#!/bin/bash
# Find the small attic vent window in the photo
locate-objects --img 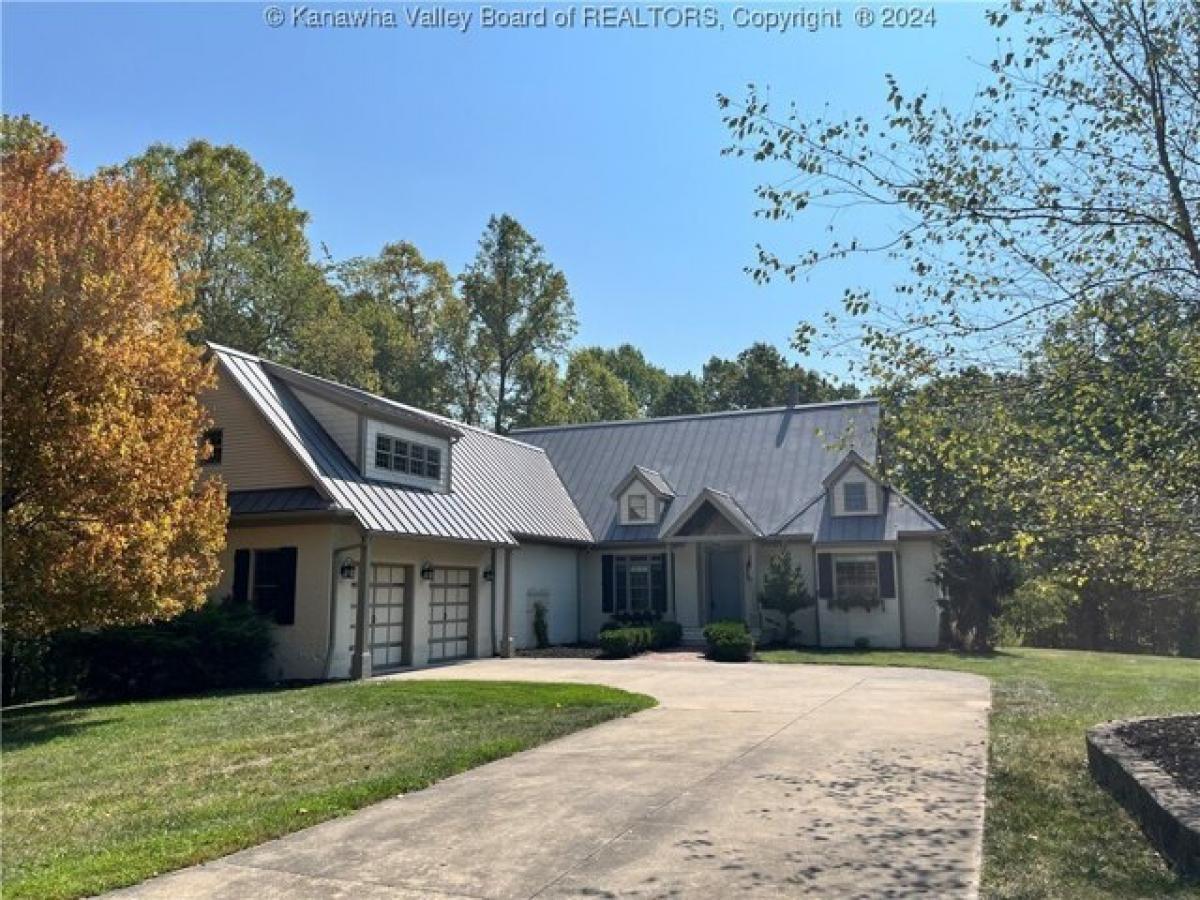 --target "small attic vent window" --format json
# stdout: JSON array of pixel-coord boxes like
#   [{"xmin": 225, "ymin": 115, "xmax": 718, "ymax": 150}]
[
  {"xmin": 627, "ymin": 493, "xmax": 648, "ymax": 522},
  {"xmin": 843, "ymin": 482, "xmax": 868, "ymax": 513}
]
